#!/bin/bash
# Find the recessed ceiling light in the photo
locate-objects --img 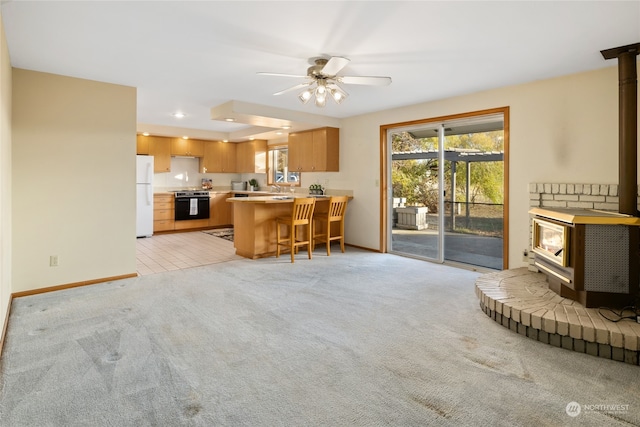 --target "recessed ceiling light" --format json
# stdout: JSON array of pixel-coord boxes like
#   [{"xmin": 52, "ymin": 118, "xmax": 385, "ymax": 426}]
[
  {"xmin": 182, "ymin": 136, "xmax": 189, "ymax": 140},
  {"xmin": 224, "ymin": 118, "xmax": 235, "ymax": 122},
  {"xmin": 276, "ymin": 132, "xmax": 283, "ymax": 135},
  {"xmin": 281, "ymin": 126, "xmax": 291, "ymax": 130},
  {"xmin": 222, "ymin": 140, "xmax": 228, "ymax": 143},
  {"xmin": 248, "ymin": 137, "xmax": 254, "ymax": 141},
  {"xmin": 142, "ymin": 132, "xmax": 149, "ymax": 136},
  {"xmin": 173, "ymin": 112, "xmax": 186, "ymax": 118}
]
